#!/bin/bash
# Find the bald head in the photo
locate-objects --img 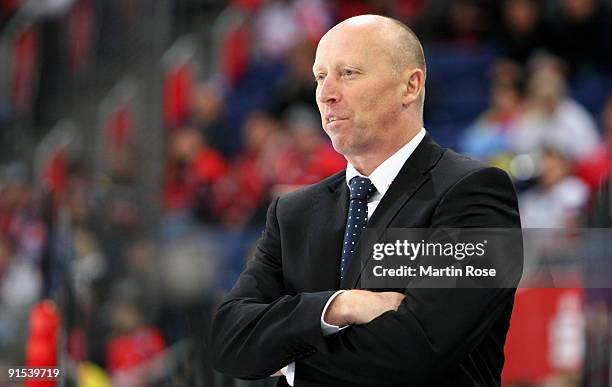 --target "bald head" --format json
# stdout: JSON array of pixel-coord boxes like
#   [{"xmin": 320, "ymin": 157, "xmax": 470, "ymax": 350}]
[{"xmin": 325, "ymin": 15, "xmax": 426, "ymax": 78}]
